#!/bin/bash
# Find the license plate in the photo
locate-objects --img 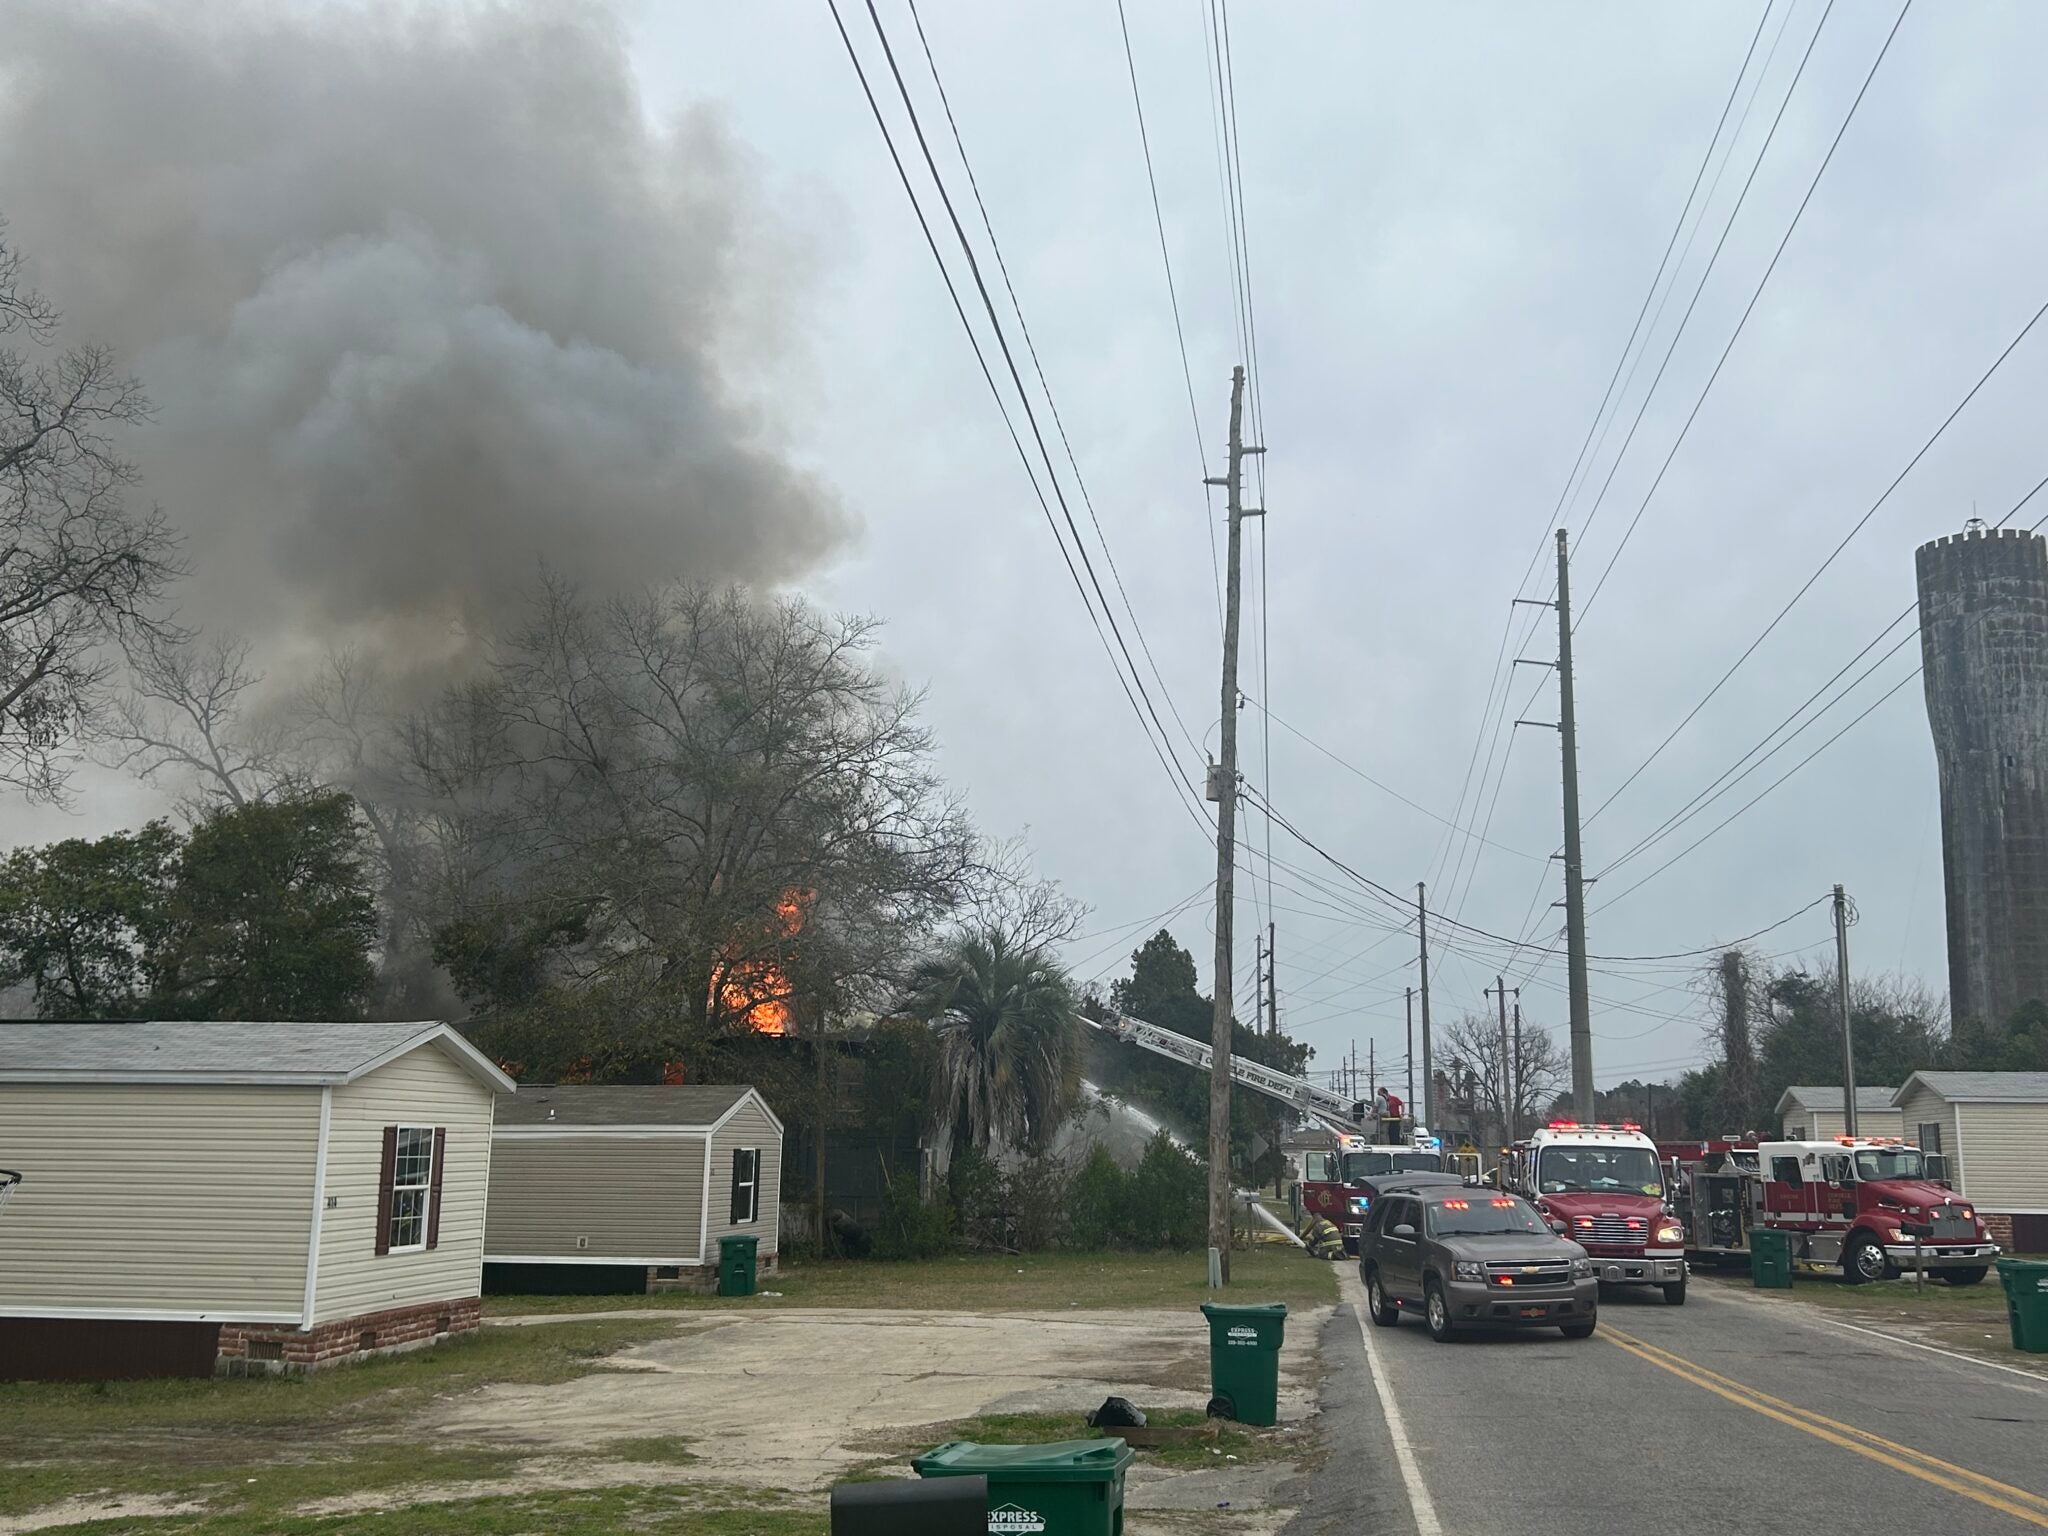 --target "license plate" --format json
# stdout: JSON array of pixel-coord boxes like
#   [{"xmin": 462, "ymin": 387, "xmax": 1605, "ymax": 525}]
[{"xmin": 1519, "ymin": 1306, "xmax": 1546, "ymax": 1319}]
